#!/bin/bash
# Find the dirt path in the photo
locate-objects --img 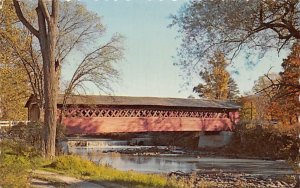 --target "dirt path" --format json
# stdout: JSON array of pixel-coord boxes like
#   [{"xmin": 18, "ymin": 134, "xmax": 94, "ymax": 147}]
[{"xmin": 31, "ymin": 170, "xmax": 105, "ymax": 188}]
